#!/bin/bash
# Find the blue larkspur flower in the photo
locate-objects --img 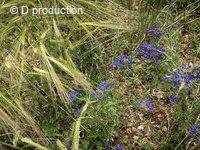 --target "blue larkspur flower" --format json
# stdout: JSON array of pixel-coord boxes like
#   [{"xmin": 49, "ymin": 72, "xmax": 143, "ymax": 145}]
[
  {"xmin": 151, "ymin": 45, "xmax": 164, "ymax": 52},
  {"xmin": 163, "ymin": 74, "xmax": 168, "ymax": 81},
  {"xmin": 66, "ymin": 140, "xmax": 72, "ymax": 150},
  {"xmin": 59, "ymin": 25, "xmax": 69, "ymax": 32},
  {"xmin": 110, "ymin": 54, "xmax": 132, "ymax": 69},
  {"xmin": 154, "ymin": 21, "xmax": 159, "ymax": 28},
  {"xmin": 104, "ymin": 140, "xmax": 112, "ymax": 149},
  {"xmin": 117, "ymin": 60, "xmax": 125, "ymax": 68},
  {"xmin": 187, "ymin": 65, "xmax": 192, "ymax": 69},
  {"xmin": 145, "ymin": 97, "xmax": 153, "ymax": 112},
  {"xmin": 183, "ymin": 72, "xmax": 193, "ymax": 88},
  {"xmin": 197, "ymin": 137, "xmax": 200, "ymax": 141},
  {"xmin": 146, "ymin": 28, "xmax": 156, "ymax": 35},
  {"xmin": 115, "ymin": 145, "xmax": 123, "ymax": 150},
  {"xmin": 181, "ymin": 65, "xmax": 186, "ymax": 69},
  {"xmin": 146, "ymin": 22, "xmax": 163, "ymax": 38},
  {"xmin": 168, "ymin": 96, "xmax": 177, "ymax": 103},
  {"xmin": 120, "ymin": 54, "xmax": 132, "ymax": 64},
  {"xmin": 136, "ymin": 46, "xmax": 143, "ymax": 55},
  {"xmin": 110, "ymin": 60, "xmax": 124, "ymax": 68},
  {"xmin": 137, "ymin": 97, "xmax": 153, "ymax": 112},
  {"xmin": 189, "ymin": 124, "xmax": 198, "ymax": 135},
  {"xmin": 150, "ymin": 46, "xmax": 164, "ymax": 61},
  {"xmin": 168, "ymin": 65, "xmax": 199, "ymax": 89},
  {"xmin": 75, "ymin": 107, "xmax": 81, "ymax": 114},
  {"xmin": 172, "ymin": 71, "xmax": 182, "ymax": 89},
  {"xmin": 137, "ymin": 43, "xmax": 164, "ymax": 62},
  {"xmin": 68, "ymin": 91, "xmax": 79, "ymax": 105},
  {"xmin": 60, "ymin": 25, "xmax": 65, "ymax": 32},
  {"xmin": 143, "ymin": 42, "xmax": 151, "ymax": 48},
  {"xmin": 90, "ymin": 81, "xmax": 111, "ymax": 99},
  {"xmin": 156, "ymin": 30, "xmax": 162, "ymax": 38},
  {"xmin": 143, "ymin": 49, "xmax": 151, "ymax": 59},
  {"xmin": 98, "ymin": 81, "xmax": 111, "ymax": 92}
]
